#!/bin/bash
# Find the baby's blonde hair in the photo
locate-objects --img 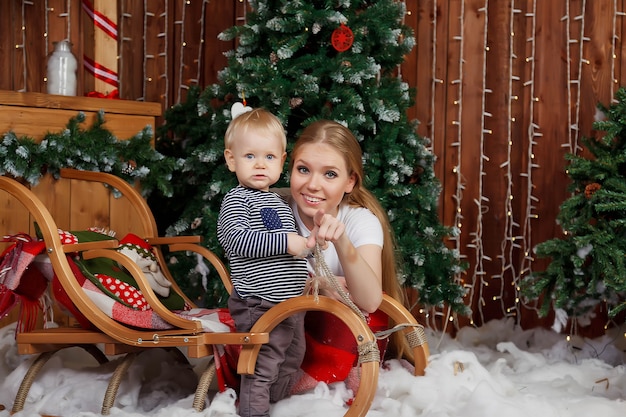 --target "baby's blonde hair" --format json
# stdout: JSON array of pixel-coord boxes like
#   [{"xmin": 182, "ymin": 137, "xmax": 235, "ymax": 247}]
[{"xmin": 224, "ymin": 108, "xmax": 286, "ymax": 150}]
